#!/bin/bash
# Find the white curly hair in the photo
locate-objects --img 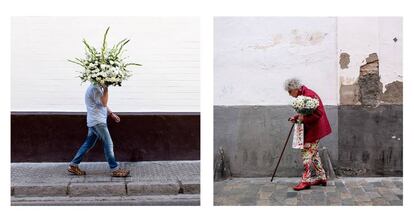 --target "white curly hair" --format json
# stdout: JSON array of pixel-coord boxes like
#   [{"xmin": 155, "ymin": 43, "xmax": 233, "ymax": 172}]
[{"xmin": 284, "ymin": 78, "xmax": 303, "ymax": 91}]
